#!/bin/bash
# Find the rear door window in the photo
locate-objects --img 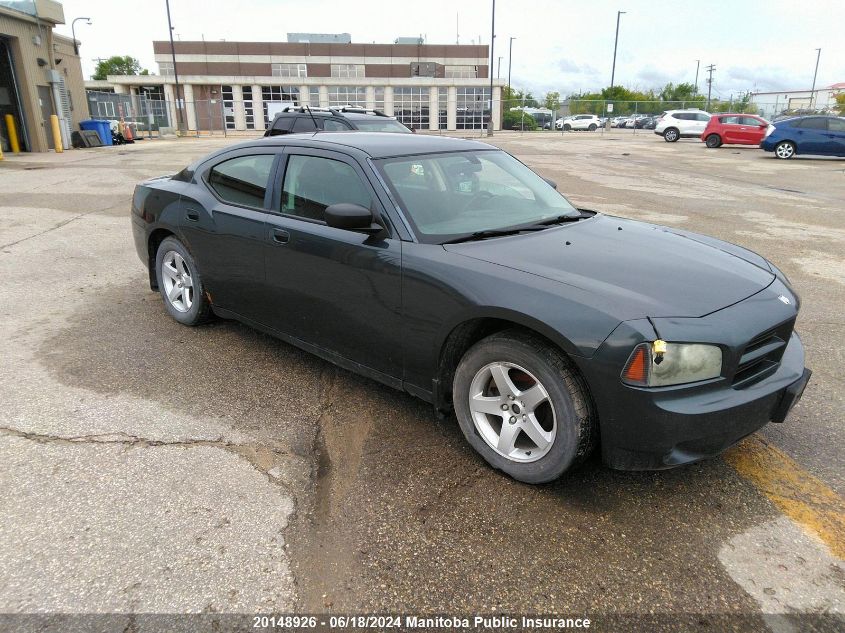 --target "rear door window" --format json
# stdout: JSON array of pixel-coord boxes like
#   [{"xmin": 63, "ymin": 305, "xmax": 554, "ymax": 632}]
[
  {"xmin": 207, "ymin": 155, "xmax": 275, "ymax": 208},
  {"xmin": 323, "ymin": 119, "xmax": 353, "ymax": 131},
  {"xmin": 795, "ymin": 117, "xmax": 828, "ymax": 130}
]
